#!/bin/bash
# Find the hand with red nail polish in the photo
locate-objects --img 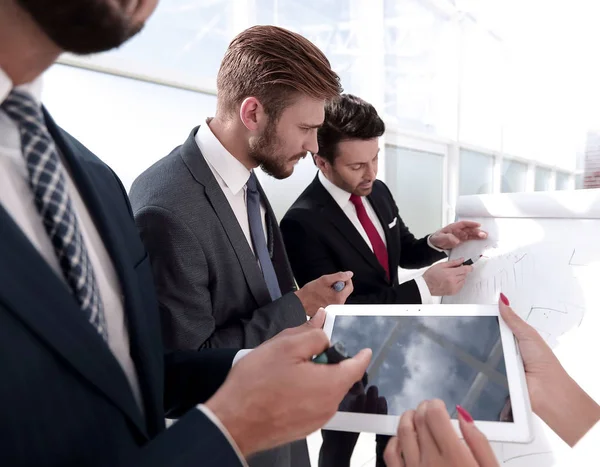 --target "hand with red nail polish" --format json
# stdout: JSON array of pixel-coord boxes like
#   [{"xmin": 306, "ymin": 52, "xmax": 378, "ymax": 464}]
[
  {"xmin": 499, "ymin": 296, "xmax": 600, "ymax": 447},
  {"xmin": 384, "ymin": 399, "xmax": 499, "ymax": 467}
]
